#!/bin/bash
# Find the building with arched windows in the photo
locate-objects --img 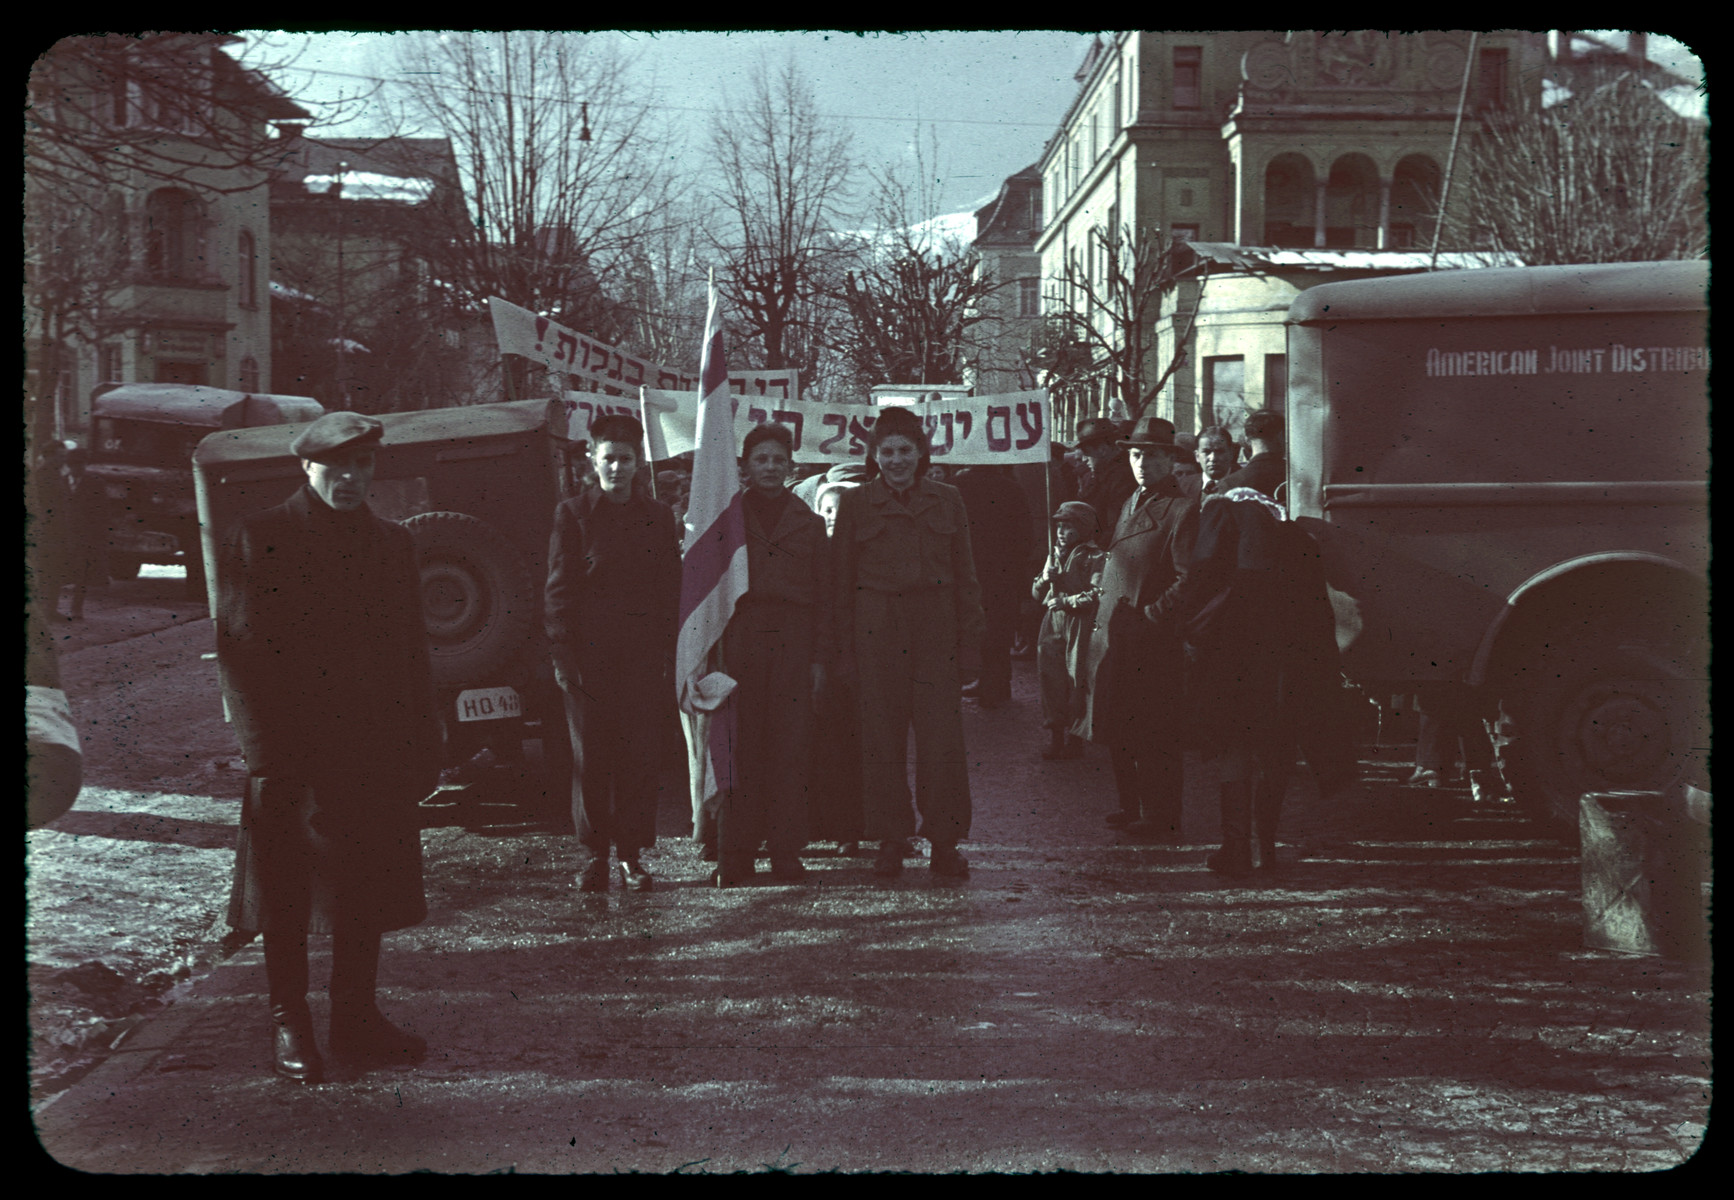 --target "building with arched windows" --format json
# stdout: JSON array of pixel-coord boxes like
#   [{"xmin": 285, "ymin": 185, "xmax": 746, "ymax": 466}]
[
  {"xmin": 25, "ymin": 34, "xmax": 306, "ymax": 443},
  {"xmin": 1032, "ymin": 30, "xmax": 1544, "ymax": 439}
]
